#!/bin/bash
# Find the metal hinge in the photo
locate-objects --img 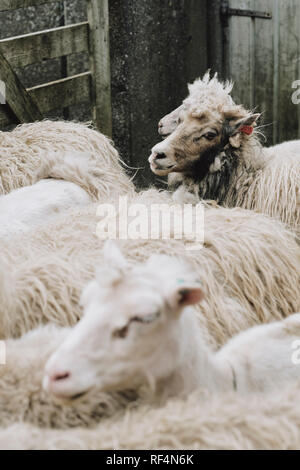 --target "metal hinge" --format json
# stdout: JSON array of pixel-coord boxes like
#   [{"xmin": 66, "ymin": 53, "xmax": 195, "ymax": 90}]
[{"xmin": 220, "ymin": 0, "xmax": 272, "ymax": 23}]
